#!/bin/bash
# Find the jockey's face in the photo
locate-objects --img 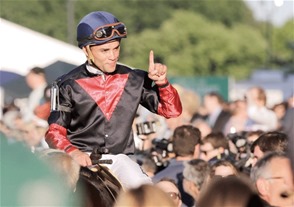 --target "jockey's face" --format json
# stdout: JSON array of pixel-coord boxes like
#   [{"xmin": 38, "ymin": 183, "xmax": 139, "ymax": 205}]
[{"xmin": 83, "ymin": 40, "xmax": 120, "ymax": 73}]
